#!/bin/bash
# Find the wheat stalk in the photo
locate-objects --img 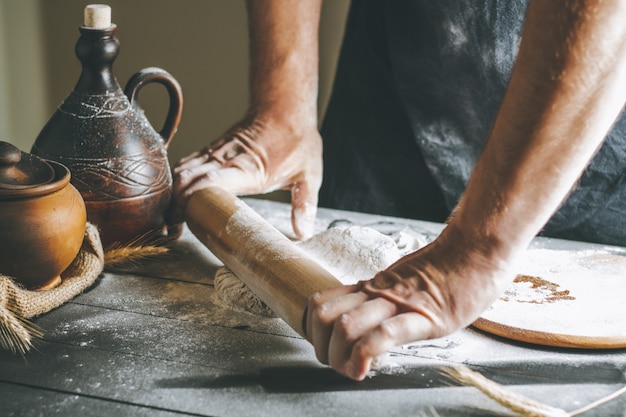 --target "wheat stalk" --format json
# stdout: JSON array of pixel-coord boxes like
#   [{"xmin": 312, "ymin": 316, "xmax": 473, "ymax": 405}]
[
  {"xmin": 104, "ymin": 231, "xmax": 173, "ymax": 269},
  {"xmin": 104, "ymin": 244, "xmax": 170, "ymax": 268},
  {"xmin": 441, "ymin": 364, "xmax": 626, "ymax": 417},
  {"xmin": 0, "ymin": 226, "xmax": 170, "ymax": 354},
  {"xmin": 0, "ymin": 303, "xmax": 43, "ymax": 355},
  {"xmin": 569, "ymin": 384, "xmax": 626, "ymax": 416},
  {"xmin": 440, "ymin": 365, "xmax": 570, "ymax": 417}
]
